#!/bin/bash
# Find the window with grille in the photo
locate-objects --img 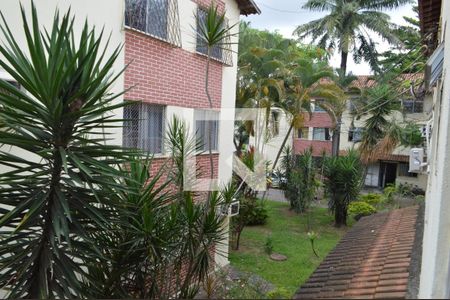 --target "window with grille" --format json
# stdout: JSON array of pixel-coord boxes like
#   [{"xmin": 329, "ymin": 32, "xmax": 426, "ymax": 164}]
[
  {"xmin": 398, "ymin": 163, "xmax": 418, "ymax": 177},
  {"xmin": 312, "ymin": 127, "xmax": 330, "ymax": 141},
  {"xmin": 196, "ymin": 7, "xmax": 233, "ymax": 65},
  {"xmin": 195, "ymin": 110, "xmax": 219, "ymax": 152},
  {"xmin": 123, "ymin": 102, "xmax": 165, "ymax": 154},
  {"xmin": 298, "ymin": 127, "xmax": 309, "ymax": 139},
  {"xmin": 402, "ymin": 99, "xmax": 424, "ymax": 113},
  {"xmin": 125, "ymin": 0, "xmax": 181, "ymax": 46},
  {"xmin": 348, "ymin": 127, "xmax": 363, "ymax": 142}
]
